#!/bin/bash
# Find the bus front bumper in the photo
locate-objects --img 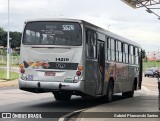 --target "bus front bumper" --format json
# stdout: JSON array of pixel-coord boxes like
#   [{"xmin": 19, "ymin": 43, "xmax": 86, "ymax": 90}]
[{"xmin": 19, "ymin": 78, "xmax": 84, "ymax": 93}]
